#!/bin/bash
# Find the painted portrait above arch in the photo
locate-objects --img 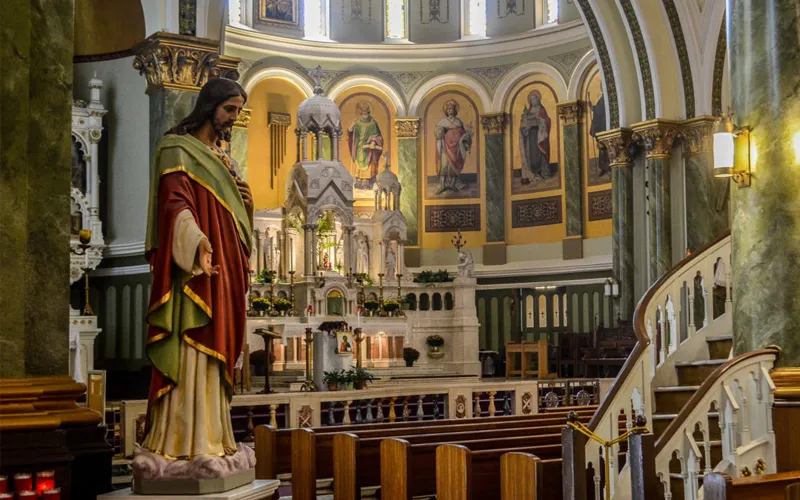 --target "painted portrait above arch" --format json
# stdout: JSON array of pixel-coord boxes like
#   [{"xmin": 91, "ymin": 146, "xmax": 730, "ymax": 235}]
[
  {"xmin": 422, "ymin": 91, "xmax": 480, "ymax": 200},
  {"xmin": 582, "ymin": 67, "xmax": 611, "ymax": 186},
  {"xmin": 510, "ymin": 81, "xmax": 560, "ymax": 195},
  {"xmin": 337, "ymin": 91, "xmax": 395, "ymax": 204}
]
